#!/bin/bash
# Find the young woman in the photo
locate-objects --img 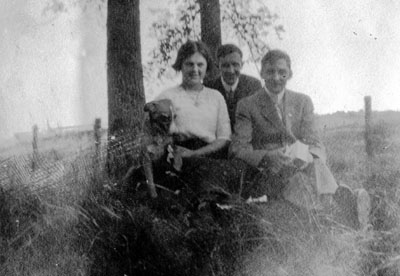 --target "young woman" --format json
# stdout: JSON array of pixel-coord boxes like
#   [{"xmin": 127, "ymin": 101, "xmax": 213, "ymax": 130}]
[{"xmin": 156, "ymin": 40, "xmax": 231, "ymax": 159}]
